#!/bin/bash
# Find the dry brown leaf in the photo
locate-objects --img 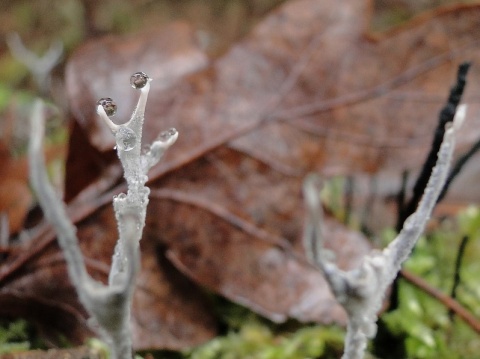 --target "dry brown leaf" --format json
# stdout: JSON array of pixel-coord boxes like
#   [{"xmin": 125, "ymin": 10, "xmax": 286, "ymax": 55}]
[
  {"xmin": 0, "ymin": 144, "xmax": 31, "ymax": 234},
  {"xmin": 0, "ymin": 205, "xmax": 217, "ymax": 350}
]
